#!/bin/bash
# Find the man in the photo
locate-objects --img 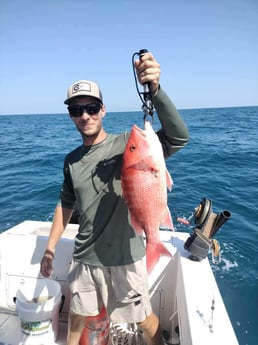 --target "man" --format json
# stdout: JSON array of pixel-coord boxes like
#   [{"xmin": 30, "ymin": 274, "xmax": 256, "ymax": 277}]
[{"xmin": 40, "ymin": 52, "xmax": 189, "ymax": 345}]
